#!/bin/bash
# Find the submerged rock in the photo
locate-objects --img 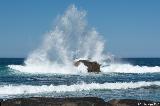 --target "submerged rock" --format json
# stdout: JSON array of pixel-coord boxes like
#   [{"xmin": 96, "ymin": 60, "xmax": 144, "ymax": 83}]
[{"xmin": 74, "ymin": 60, "xmax": 101, "ymax": 72}]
